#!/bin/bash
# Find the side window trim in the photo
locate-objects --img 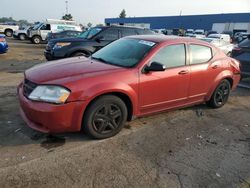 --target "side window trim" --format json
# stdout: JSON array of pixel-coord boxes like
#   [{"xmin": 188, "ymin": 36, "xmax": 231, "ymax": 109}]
[
  {"xmin": 188, "ymin": 43, "xmax": 213, "ymax": 65},
  {"xmin": 150, "ymin": 43, "xmax": 188, "ymax": 69}
]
